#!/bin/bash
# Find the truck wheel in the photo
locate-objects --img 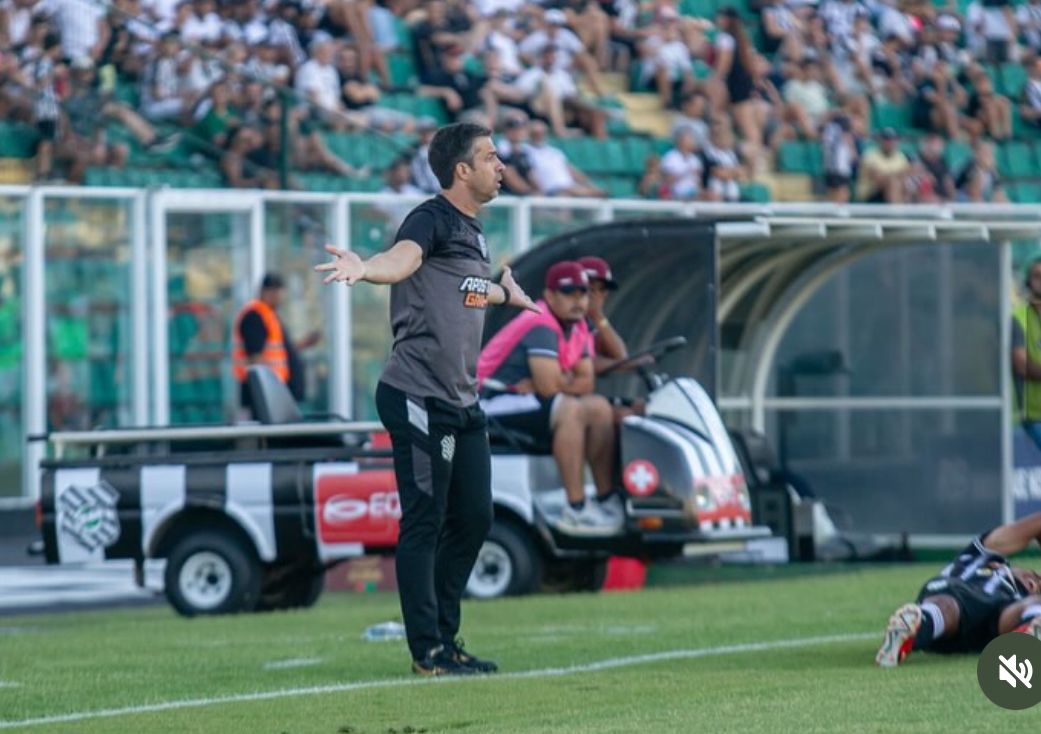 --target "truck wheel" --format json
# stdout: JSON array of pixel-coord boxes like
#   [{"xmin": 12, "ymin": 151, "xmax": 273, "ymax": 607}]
[
  {"xmin": 466, "ymin": 521, "xmax": 541, "ymax": 599},
  {"xmin": 164, "ymin": 530, "xmax": 261, "ymax": 617},
  {"xmin": 256, "ymin": 564, "xmax": 325, "ymax": 611}
]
